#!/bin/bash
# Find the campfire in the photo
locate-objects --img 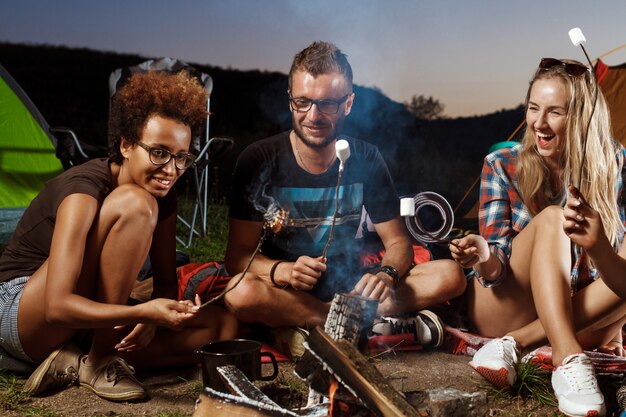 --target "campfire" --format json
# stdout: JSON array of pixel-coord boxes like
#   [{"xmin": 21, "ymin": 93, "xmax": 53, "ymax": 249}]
[
  {"xmin": 193, "ymin": 293, "xmax": 422, "ymax": 417},
  {"xmin": 194, "ymin": 140, "xmax": 422, "ymax": 415}
]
